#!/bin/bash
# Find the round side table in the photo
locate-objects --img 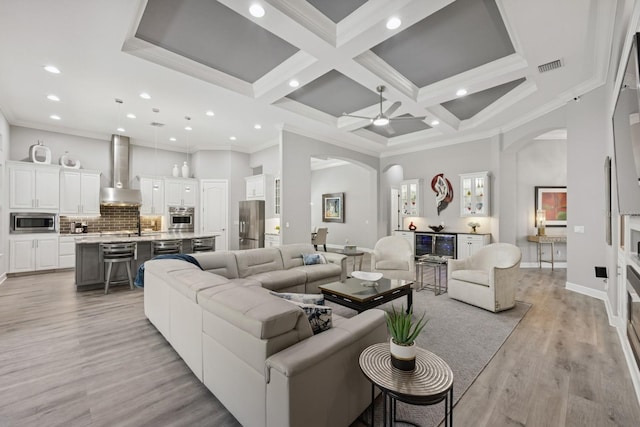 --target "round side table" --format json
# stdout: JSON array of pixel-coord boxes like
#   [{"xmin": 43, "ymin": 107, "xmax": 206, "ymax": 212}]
[{"xmin": 359, "ymin": 343, "xmax": 454, "ymax": 426}]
